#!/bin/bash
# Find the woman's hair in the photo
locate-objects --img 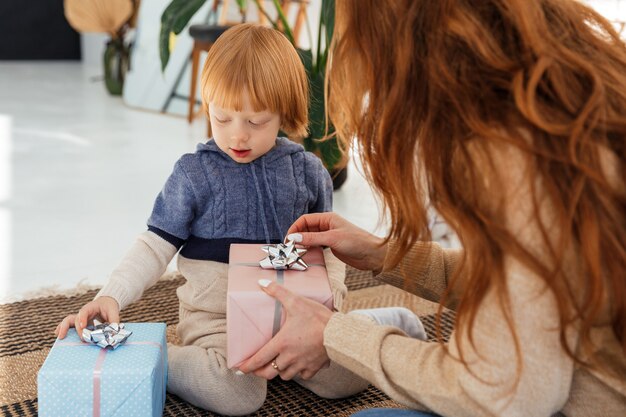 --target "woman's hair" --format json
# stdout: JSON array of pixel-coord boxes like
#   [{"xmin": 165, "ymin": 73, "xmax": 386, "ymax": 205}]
[
  {"xmin": 329, "ymin": 0, "xmax": 626, "ymax": 373},
  {"xmin": 201, "ymin": 23, "xmax": 309, "ymax": 139}
]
